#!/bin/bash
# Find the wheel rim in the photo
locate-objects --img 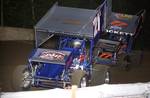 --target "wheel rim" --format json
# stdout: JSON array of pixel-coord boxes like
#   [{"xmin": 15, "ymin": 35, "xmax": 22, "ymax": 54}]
[
  {"xmin": 22, "ymin": 71, "xmax": 31, "ymax": 88},
  {"xmin": 105, "ymin": 71, "xmax": 110, "ymax": 83},
  {"xmin": 80, "ymin": 77, "xmax": 87, "ymax": 87}
]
